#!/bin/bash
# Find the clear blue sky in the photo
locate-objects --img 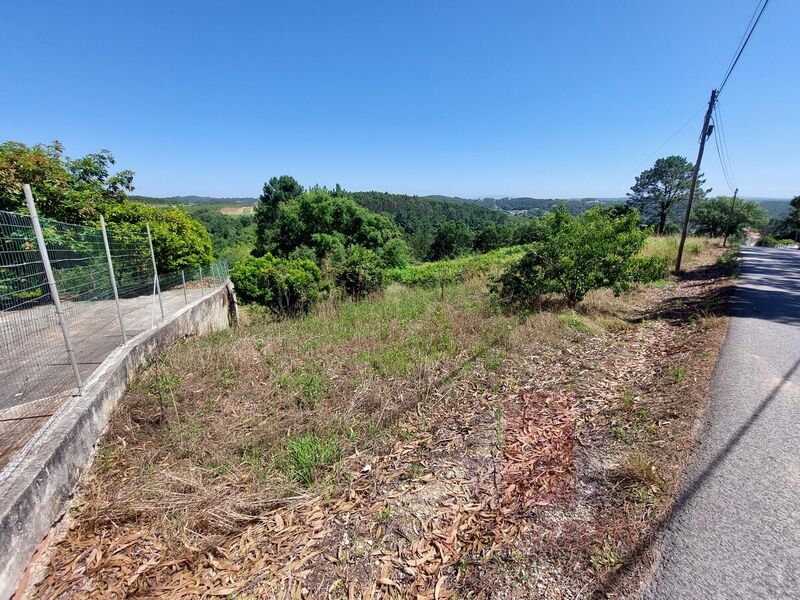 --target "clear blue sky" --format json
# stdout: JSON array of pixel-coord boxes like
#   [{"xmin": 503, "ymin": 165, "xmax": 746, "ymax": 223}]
[{"xmin": 1, "ymin": 1, "xmax": 797, "ymax": 199}]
